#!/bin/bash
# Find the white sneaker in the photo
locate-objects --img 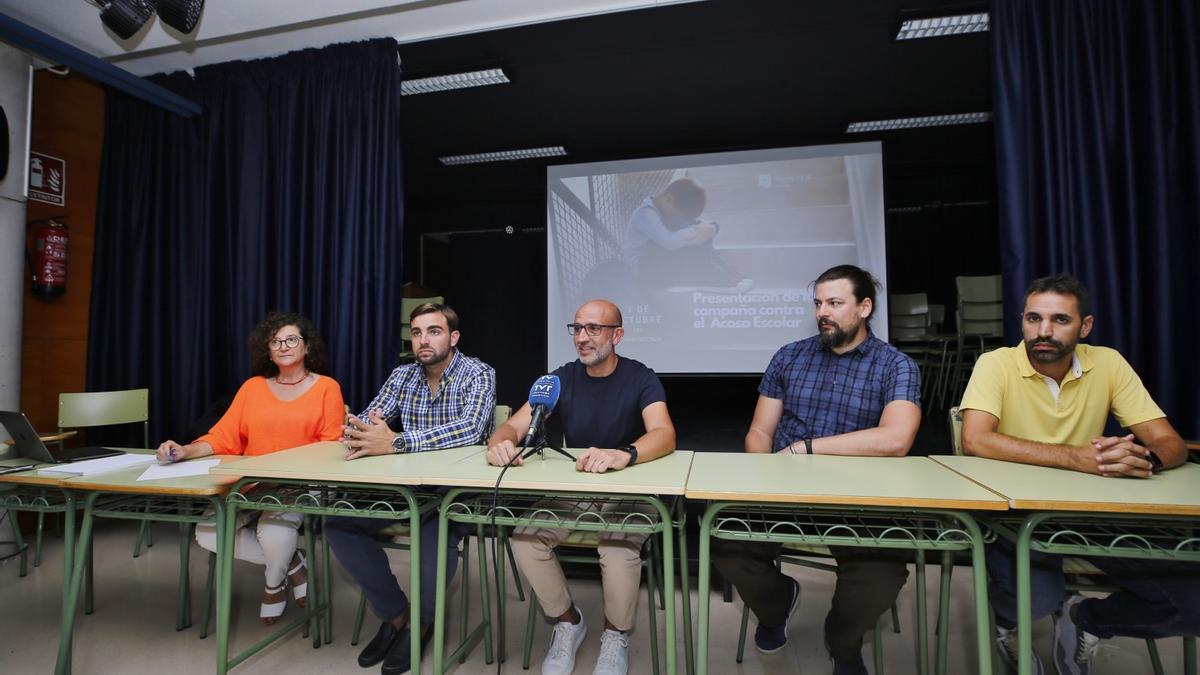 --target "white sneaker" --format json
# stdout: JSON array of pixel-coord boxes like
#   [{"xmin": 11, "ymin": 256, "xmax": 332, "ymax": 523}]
[
  {"xmin": 996, "ymin": 624, "xmax": 1044, "ymax": 675},
  {"xmin": 542, "ymin": 609, "xmax": 587, "ymax": 675},
  {"xmin": 593, "ymin": 629, "xmax": 630, "ymax": 675}
]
